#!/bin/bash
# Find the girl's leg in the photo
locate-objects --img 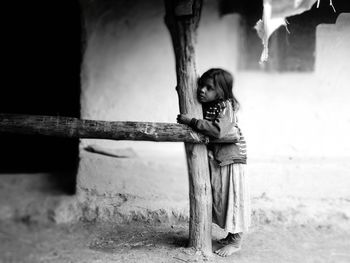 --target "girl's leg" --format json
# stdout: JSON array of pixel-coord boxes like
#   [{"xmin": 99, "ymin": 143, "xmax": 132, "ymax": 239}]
[{"xmin": 217, "ymin": 232, "xmax": 242, "ymax": 245}]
